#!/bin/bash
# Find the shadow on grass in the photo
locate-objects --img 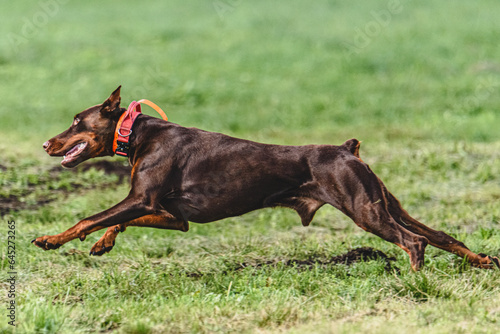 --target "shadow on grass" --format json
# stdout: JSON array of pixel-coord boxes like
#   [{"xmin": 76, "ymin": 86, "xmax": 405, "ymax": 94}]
[{"xmin": 186, "ymin": 247, "xmax": 399, "ymax": 278}]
